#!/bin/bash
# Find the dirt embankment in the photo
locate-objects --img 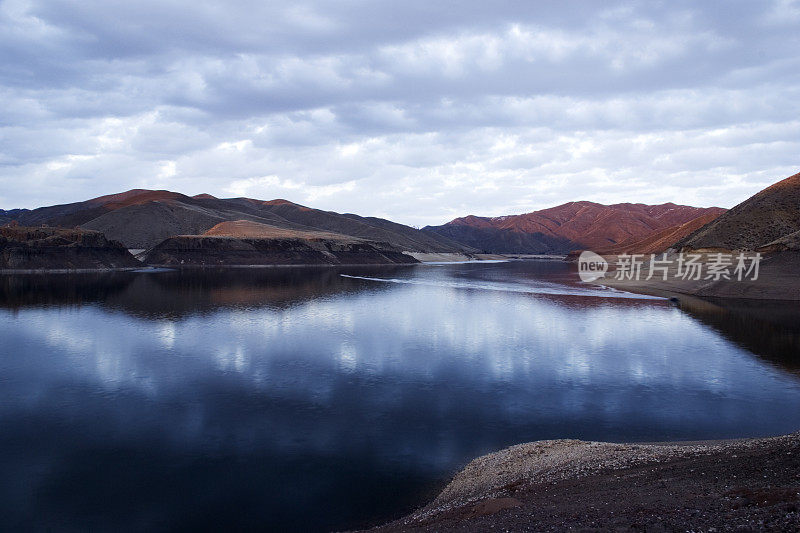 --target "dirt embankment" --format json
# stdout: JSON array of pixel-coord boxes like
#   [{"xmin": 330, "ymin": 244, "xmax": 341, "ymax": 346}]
[
  {"xmin": 367, "ymin": 433, "xmax": 800, "ymax": 532},
  {"xmin": 0, "ymin": 225, "xmax": 140, "ymax": 270}
]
